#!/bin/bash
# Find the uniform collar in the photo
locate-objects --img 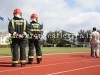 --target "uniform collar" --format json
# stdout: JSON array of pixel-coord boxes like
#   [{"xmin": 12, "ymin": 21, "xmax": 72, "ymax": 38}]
[{"xmin": 13, "ymin": 16, "xmax": 23, "ymax": 20}]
